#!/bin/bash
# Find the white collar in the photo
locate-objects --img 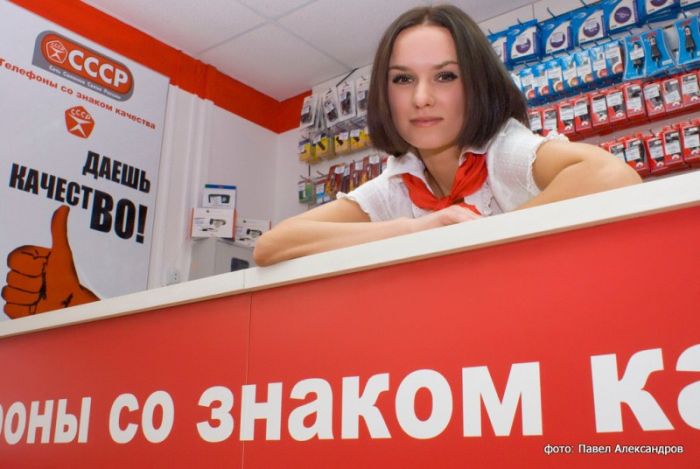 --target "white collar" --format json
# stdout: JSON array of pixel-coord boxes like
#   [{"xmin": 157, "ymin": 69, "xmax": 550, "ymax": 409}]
[{"xmin": 384, "ymin": 144, "xmax": 490, "ymax": 182}]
